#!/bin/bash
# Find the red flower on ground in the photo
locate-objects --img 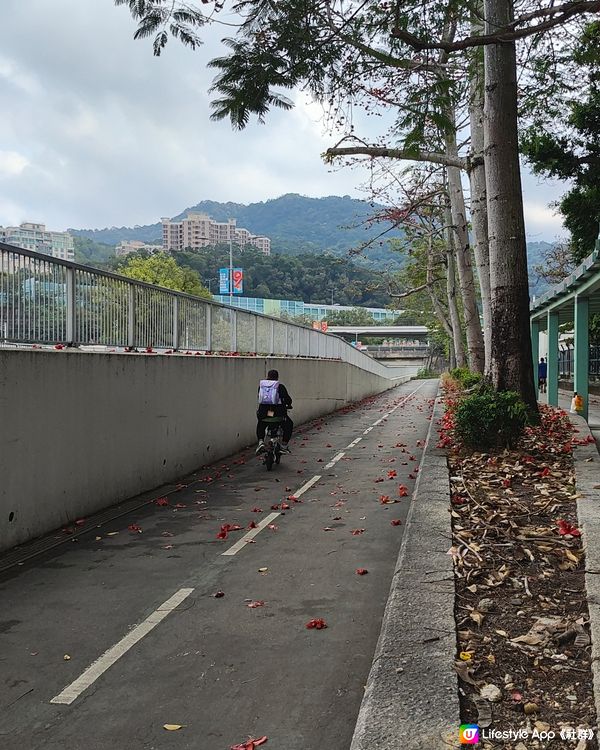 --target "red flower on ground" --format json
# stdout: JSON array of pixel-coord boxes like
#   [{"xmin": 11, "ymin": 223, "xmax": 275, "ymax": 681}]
[{"xmin": 306, "ymin": 618, "xmax": 327, "ymax": 629}]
